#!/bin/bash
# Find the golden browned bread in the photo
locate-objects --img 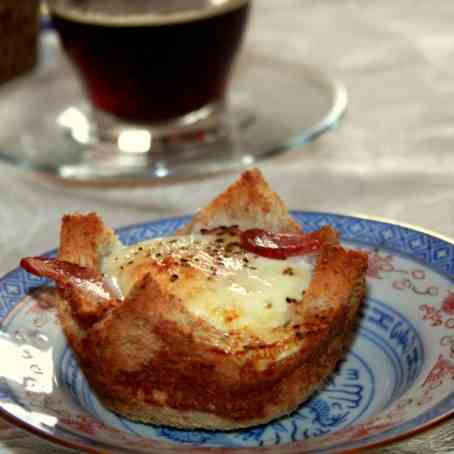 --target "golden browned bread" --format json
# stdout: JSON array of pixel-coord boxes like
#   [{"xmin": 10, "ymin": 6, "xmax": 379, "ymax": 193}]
[
  {"xmin": 21, "ymin": 169, "xmax": 368, "ymax": 430},
  {"xmin": 177, "ymin": 168, "xmax": 302, "ymax": 235}
]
